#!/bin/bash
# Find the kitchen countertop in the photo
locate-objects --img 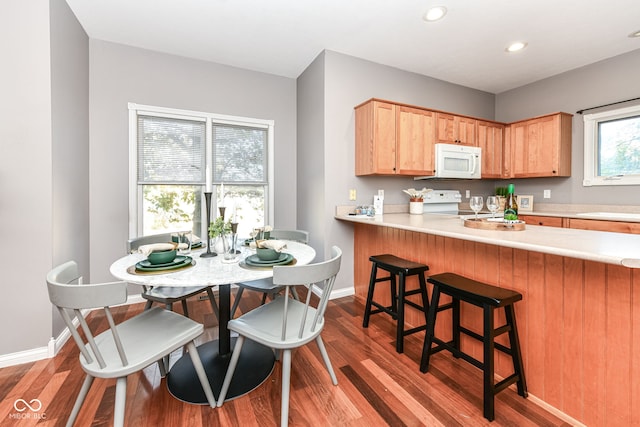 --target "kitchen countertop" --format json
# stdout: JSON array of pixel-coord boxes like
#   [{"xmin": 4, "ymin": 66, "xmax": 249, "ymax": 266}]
[{"xmin": 335, "ymin": 211, "xmax": 640, "ymax": 269}]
